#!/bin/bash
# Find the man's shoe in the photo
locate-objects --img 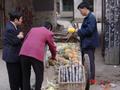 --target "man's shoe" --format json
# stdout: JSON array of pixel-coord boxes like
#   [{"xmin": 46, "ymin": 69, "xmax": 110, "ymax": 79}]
[{"xmin": 89, "ymin": 79, "xmax": 97, "ymax": 85}]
